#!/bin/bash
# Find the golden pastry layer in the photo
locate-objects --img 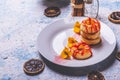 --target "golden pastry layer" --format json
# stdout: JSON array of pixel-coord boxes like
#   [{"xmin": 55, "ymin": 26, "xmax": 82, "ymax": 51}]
[
  {"xmin": 80, "ymin": 31, "xmax": 100, "ymax": 40},
  {"xmin": 81, "ymin": 36, "xmax": 101, "ymax": 45},
  {"xmin": 71, "ymin": 42, "xmax": 92, "ymax": 60},
  {"xmin": 72, "ymin": 50, "xmax": 92, "ymax": 60},
  {"xmin": 80, "ymin": 18, "xmax": 100, "ymax": 34}
]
